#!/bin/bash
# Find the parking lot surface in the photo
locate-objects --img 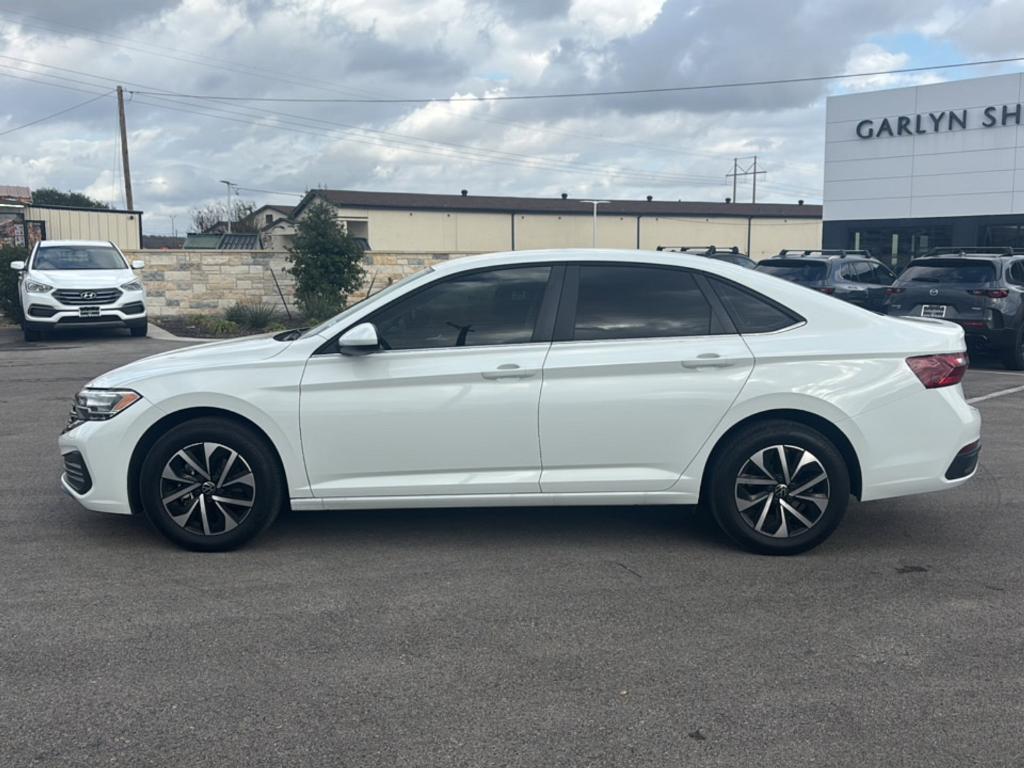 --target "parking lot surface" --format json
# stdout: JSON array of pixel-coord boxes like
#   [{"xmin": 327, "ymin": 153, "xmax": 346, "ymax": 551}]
[{"xmin": 2, "ymin": 325, "xmax": 1023, "ymax": 767}]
